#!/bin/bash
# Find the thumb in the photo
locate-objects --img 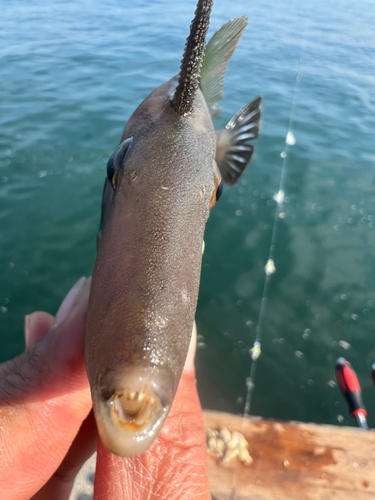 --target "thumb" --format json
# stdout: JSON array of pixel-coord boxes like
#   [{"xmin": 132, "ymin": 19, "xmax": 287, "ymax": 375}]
[
  {"xmin": 93, "ymin": 322, "xmax": 211, "ymax": 500},
  {"xmin": 0, "ymin": 278, "xmax": 92, "ymax": 500}
]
